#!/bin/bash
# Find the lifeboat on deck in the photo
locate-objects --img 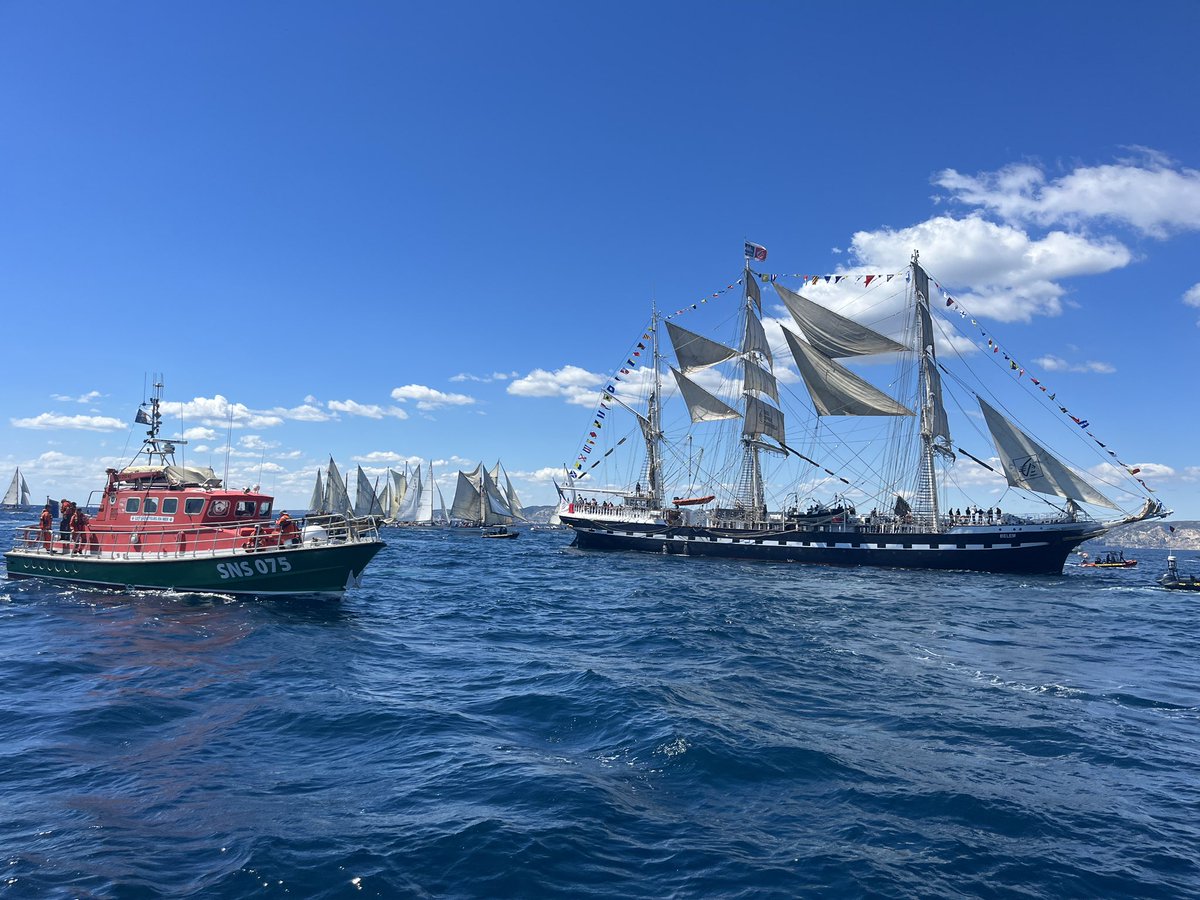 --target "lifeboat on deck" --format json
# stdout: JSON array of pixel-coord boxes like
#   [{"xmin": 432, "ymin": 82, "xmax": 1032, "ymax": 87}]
[{"xmin": 672, "ymin": 495, "xmax": 716, "ymax": 507}]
